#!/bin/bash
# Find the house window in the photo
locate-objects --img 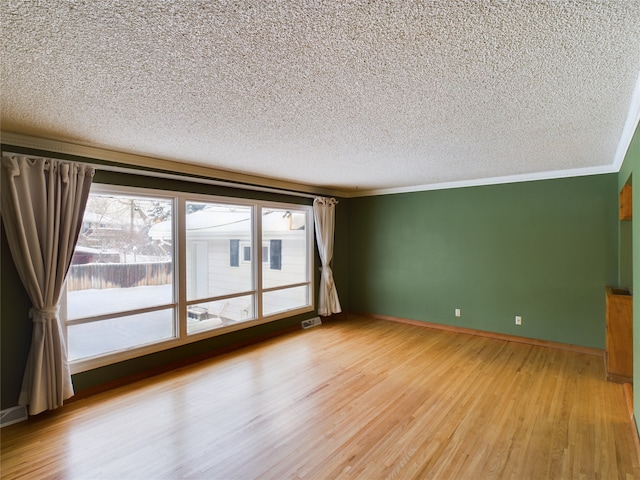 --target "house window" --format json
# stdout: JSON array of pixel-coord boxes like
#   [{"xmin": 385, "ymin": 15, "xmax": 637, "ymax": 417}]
[
  {"xmin": 270, "ymin": 239, "xmax": 282, "ymax": 270},
  {"xmin": 63, "ymin": 185, "xmax": 314, "ymax": 372},
  {"xmin": 230, "ymin": 239, "xmax": 239, "ymax": 267}
]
